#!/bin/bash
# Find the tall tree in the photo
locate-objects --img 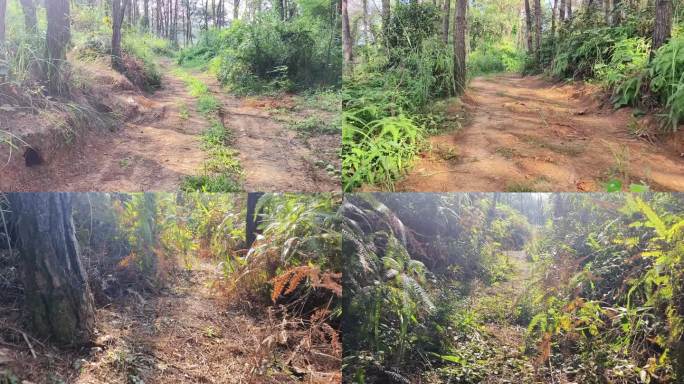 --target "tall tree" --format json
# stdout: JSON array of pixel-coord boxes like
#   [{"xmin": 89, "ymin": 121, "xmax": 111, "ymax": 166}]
[
  {"xmin": 453, "ymin": 0, "xmax": 467, "ymax": 95},
  {"xmin": 612, "ymin": 0, "xmax": 621, "ymax": 25},
  {"xmin": 381, "ymin": 0, "xmax": 390, "ymax": 47},
  {"xmin": 233, "ymin": 0, "xmax": 239, "ymax": 20},
  {"xmin": 552, "ymin": 0, "xmax": 558, "ymax": 42},
  {"xmin": 19, "ymin": 0, "xmax": 37, "ymax": 32},
  {"xmin": 0, "ymin": 0, "xmax": 5, "ymax": 76},
  {"xmin": 7, "ymin": 193, "xmax": 96, "ymax": 347},
  {"xmin": 567, "ymin": 0, "xmax": 572, "ymax": 19},
  {"xmin": 246, "ymin": 193, "xmax": 264, "ymax": 247},
  {"xmin": 112, "ymin": 0, "xmax": 129, "ymax": 72},
  {"xmin": 143, "ymin": 0, "xmax": 150, "ymax": 29},
  {"xmin": 342, "ymin": 0, "xmax": 353, "ymax": 70},
  {"xmin": 534, "ymin": 0, "xmax": 542, "ymax": 64},
  {"xmin": 362, "ymin": 0, "xmax": 369, "ymax": 43},
  {"xmin": 442, "ymin": 0, "xmax": 451, "ymax": 44},
  {"xmin": 560, "ymin": 0, "xmax": 566, "ymax": 21},
  {"xmin": 524, "ymin": 0, "xmax": 533, "ymax": 54},
  {"xmin": 46, "ymin": 0, "xmax": 71, "ymax": 95},
  {"xmin": 652, "ymin": 0, "xmax": 672, "ymax": 52}
]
